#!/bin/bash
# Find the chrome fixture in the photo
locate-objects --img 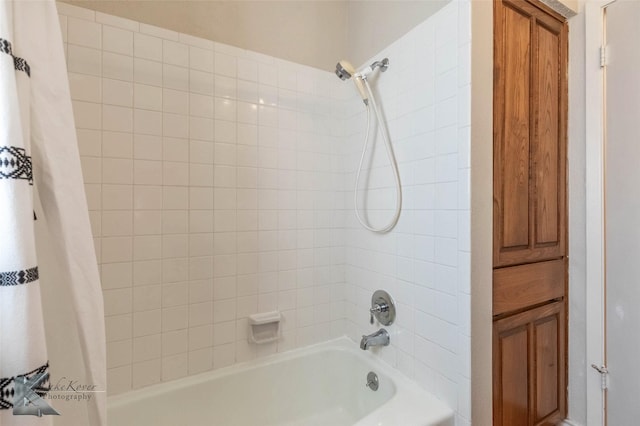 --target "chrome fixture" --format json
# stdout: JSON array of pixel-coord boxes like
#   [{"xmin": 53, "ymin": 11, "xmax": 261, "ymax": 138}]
[
  {"xmin": 366, "ymin": 371, "xmax": 379, "ymax": 391},
  {"xmin": 360, "ymin": 328, "xmax": 390, "ymax": 350},
  {"xmin": 370, "ymin": 290, "xmax": 396, "ymax": 326}
]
